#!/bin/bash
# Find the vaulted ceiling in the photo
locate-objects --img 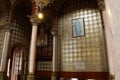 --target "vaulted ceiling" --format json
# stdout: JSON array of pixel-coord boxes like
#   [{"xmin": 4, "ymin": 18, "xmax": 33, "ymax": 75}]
[{"xmin": 0, "ymin": 0, "xmax": 99, "ymax": 19}]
